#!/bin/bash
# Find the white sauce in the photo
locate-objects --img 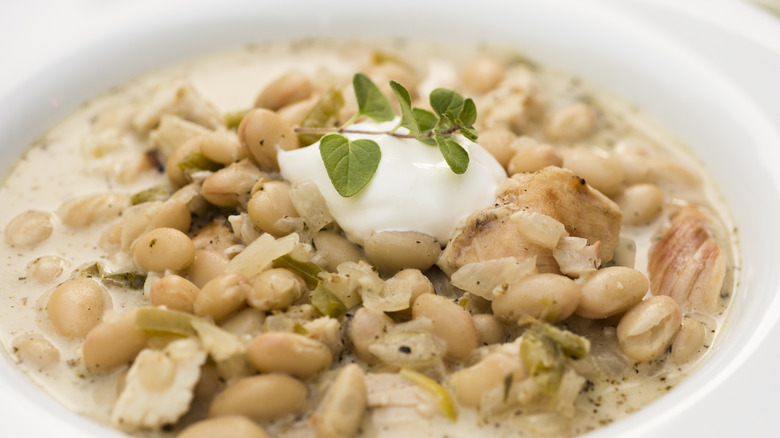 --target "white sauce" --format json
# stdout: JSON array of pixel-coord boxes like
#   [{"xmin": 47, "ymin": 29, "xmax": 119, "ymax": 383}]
[{"xmin": 278, "ymin": 119, "xmax": 507, "ymax": 245}]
